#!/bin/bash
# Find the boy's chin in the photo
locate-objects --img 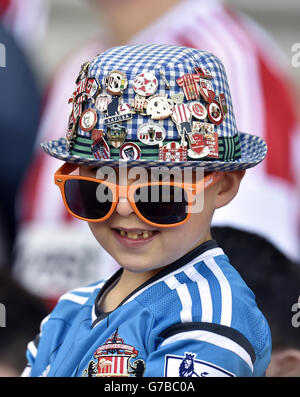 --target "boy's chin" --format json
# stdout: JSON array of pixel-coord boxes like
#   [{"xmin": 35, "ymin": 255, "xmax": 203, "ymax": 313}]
[{"xmin": 116, "ymin": 257, "xmax": 165, "ymax": 274}]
